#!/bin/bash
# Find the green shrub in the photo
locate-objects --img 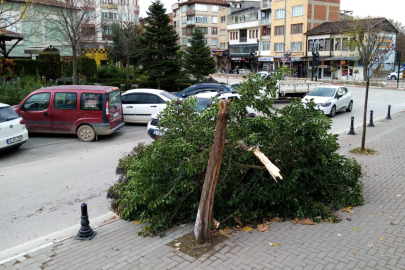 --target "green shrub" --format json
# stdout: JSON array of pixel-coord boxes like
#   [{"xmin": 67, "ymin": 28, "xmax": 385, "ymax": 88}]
[
  {"xmin": 97, "ymin": 65, "xmax": 120, "ymax": 79},
  {"xmin": 13, "ymin": 59, "xmax": 43, "ymax": 77},
  {"xmin": 37, "ymin": 52, "xmax": 62, "ymax": 80},
  {"xmin": 108, "ymin": 69, "xmax": 363, "ymax": 235},
  {"xmin": 78, "ymin": 57, "xmax": 97, "ymax": 78}
]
